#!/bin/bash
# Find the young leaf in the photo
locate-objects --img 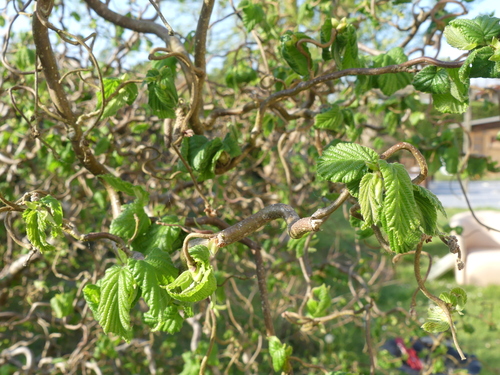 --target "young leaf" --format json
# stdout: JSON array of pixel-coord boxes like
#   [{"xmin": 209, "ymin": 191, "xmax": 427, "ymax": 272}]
[
  {"xmin": 97, "ymin": 78, "xmax": 138, "ymax": 118},
  {"xmin": 320, "ymin": 19, "xmax": 333, "ymax": 61},
  {"xmin": 332, "ymin": 24, "xmax": 361, "ymax": 69},
  {"xmin": 306, "ymin": 284, "xmax": 332, "ymax": 318},
  {"xmin": 268, "ymin": 336, "xmax": 293, "ymax": 372},
  {"xmin": 444, "ymin": 16, "xmax": 500, "ymax": 51},
  {"xmin": 99, "ymin": 174, "xmax": 149, "ymax": 205},
  {"xmin": 316, "ymin": 143, "xmax": 379, "ymax": 184},
  {"xmin": 146, "ymin": 66, "xmax": 178, "ymax": 119},
  {"xmin": 225, "ymin": 61, "xmax": 258, "ymax": 88},
  {"xmin": 40, "ymin": 195, "xmax": 63, "ymax": 227},
  {"xmin": 459, "ymin": 46, "xmax": 500, "ymax": 80},
  {"xmin": 164, "ymin": 245, "xmax": 216, "ymax": 302},
  {"xmin": 421, "ymin": 320, "xmax": 450, "ymax": 333},
  {"xmin": 379, "ymin": 160, "xmax": 420, "ymax": 253},
  {"xmin": 280, "ymin": 31, "xmax": 311, "ymax": 76},
  {"xmin": 50, "ymin": 292, "xmax": 74, "ymax": 318},
  {"xmin": 83, "ymin": 284, "xmax": 101, "ymax": 320},
  {"xmin": 22, "ymin": 208, "xmax": 56, "ymax": 253},
  {"xmin": 358, "ymin": 172, "xmax": 383, "ymax": 229},
  {"xmin": 412, "ymin": 66, "xmax": 450, "ymax": 94},
  {"xmin": 132, "ymin": 217, "xmax": 182, "ymax": 254},
  {"xmin": 110, "ymin": 201, "xmax": 151, "ymax": 242},
  {"xmin": 97, "ymin": 265, "xmax": 137, "ymax": 342},
  {"xmin": 413, "ymin": 184, "xmax": 446, "ymax": 217},
  {"xmin": 238, "ymin": 0, "xmax": 265, "ymax": 32},
  {"xmin": 128, "ymin": 250, "xmax": 177, "ymax": 330},
  {"xmin": 372, "ymin": 47, "xmax": 412, "ymax": 96},
  {"xmin": 314, "ymin": 105, "xmax": 344, "ymax": 131},
  {"xmin": 149, "ymin": 305, "xmax": 184, "ymax": 333}
]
